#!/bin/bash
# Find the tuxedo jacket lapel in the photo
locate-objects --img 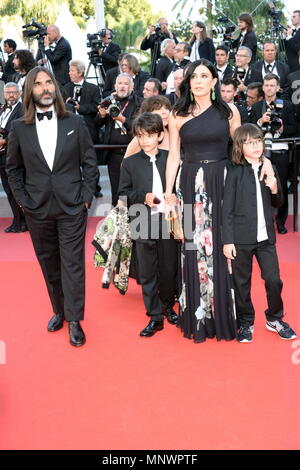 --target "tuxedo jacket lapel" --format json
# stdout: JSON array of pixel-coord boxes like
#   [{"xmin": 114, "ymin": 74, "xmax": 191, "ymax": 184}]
[
  {"xmin": 26, "ymin": 123, "xmax": 50, "ymax": 168},
  {"xmin": 52, "ymin": 117, "xmax": 69, "ymax": 169}
]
